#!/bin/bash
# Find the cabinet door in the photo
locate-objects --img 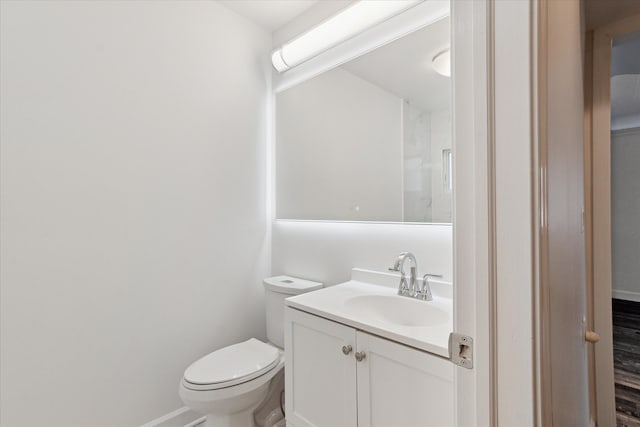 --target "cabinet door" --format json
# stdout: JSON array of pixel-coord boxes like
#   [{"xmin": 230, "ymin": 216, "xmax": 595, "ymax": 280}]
[
  {"xmin": 356, "ymin": 331, "xmax": 454, "ymax": 427},
  {"xmin": 285, "ymin": 308, "xmax": 357, "ymax": 427}
]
